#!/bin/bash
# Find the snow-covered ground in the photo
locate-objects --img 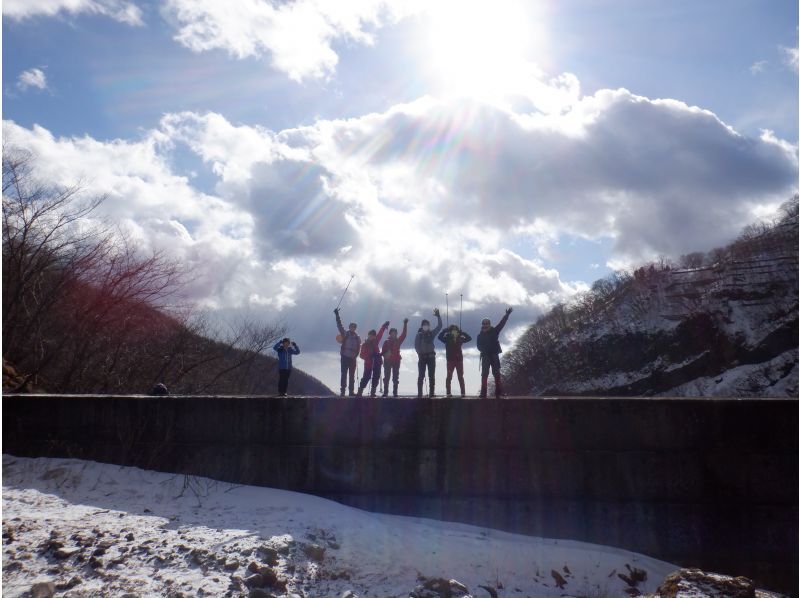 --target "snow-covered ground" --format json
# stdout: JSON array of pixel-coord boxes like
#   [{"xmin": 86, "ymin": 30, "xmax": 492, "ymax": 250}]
[{"xmin": 2, "ymin": 455, "xmax": 678, "ymax": 597}]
